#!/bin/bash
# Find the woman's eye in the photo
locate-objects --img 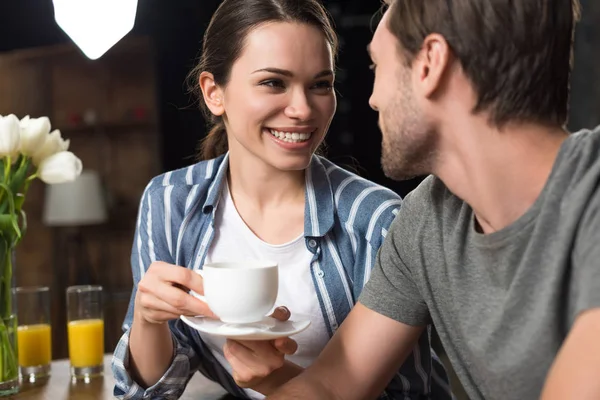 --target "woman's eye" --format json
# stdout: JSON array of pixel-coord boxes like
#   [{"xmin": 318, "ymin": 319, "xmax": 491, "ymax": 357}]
[
  {"xmin": 313, "ymin": 81, "xmax": 334, "ymax": 91},
  {"xmin": 260, "ymin": 79, "xmax": 285, "ymax": 88}
]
